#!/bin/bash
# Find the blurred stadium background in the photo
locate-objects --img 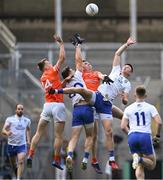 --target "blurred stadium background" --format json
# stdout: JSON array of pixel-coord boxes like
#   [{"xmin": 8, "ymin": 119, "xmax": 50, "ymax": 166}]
[{"xmin": 0, "ymin": 0, "xmax": 163, "ymax": 179}]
